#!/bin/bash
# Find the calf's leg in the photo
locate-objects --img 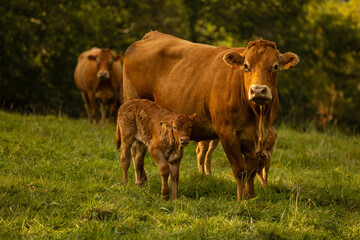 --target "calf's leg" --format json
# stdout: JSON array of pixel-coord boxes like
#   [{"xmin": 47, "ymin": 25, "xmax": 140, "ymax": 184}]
[
  {"xmin": 149, "ymin": 145, "xmax": 170, "ymax": 200},
  {"xmin": 120, "ymin": 137, "xmax": 134, "ymax": 185},
  {"xmin": 131, "ymin": 141, "xmax": 148, "ymax": 186},
  {"xmin": 170, "ymin": 158, "xmax": 181, "ymax": 201}
]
